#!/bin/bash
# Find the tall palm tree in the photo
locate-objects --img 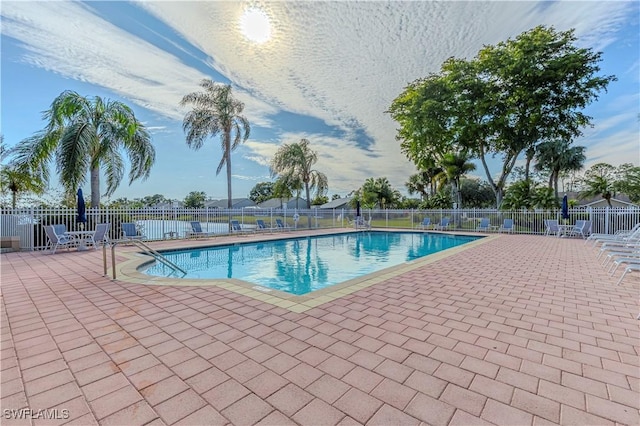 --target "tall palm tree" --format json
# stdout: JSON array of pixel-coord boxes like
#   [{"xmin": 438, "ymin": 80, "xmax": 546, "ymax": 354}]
[
  {"xmin": 181, "ymin": 80, "xmax": 250, "ymax": 211},
  {"xmin": 13, "ymin": 91, "xmax": 155, "ymax": 208},
  {"xmin": 535, "ymin": 139, "xmax": 586, "ymax": 200},
  {"xmin": 270, "ymin": 139, "xmax": 328, "ymax": 211}
]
